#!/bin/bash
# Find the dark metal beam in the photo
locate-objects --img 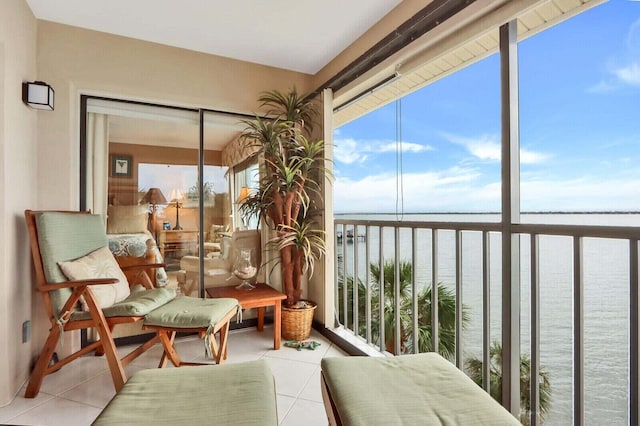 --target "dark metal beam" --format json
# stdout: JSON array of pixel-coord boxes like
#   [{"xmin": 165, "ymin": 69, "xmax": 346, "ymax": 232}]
[{"xmin": 316, "ymin": 0, "xmax": 476, "ymax": 94}]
